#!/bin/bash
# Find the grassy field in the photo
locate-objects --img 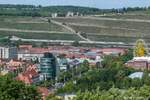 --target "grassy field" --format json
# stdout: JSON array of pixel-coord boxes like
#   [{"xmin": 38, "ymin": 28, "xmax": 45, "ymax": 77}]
[
  {"xmin": 0, "ymin": 16, "xmax": 83, "ymax": 40},
  {"xmin": 52, "ymin": 17, "xmax": 150, "ymax": 32},
  {"xmin": 99, "ymin": 14, "xmax": 150, "ymax": 20},
  {"xmin": 1, "ymin": 15, "xmax": 150, "ymax": 43},
  {"xmin": 0, "ymin": 31, "xmax": 81, "ymax": 40},
  {"xmin": 0, "ymin": 16, "xmax": 69, "ymax": 32},
  {"xmin": 87, "ymin": 34, "xmax": 150, "ymax": 43},
  {"xmin": 52, "ymin": 17, "xmax": 150, "ymax": 43}
]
